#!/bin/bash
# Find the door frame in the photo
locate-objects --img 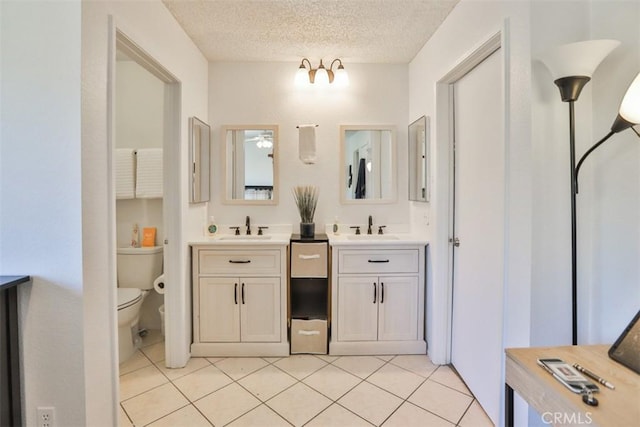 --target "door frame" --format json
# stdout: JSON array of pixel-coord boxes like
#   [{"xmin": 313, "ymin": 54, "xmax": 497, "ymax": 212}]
[
  {"xmin": 432, "ymin": 30, "xmax": 505, "ymax": 364},
  {"xmin": 108, "ymin": 23, "xmax": 184, "ymax": 385}
]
